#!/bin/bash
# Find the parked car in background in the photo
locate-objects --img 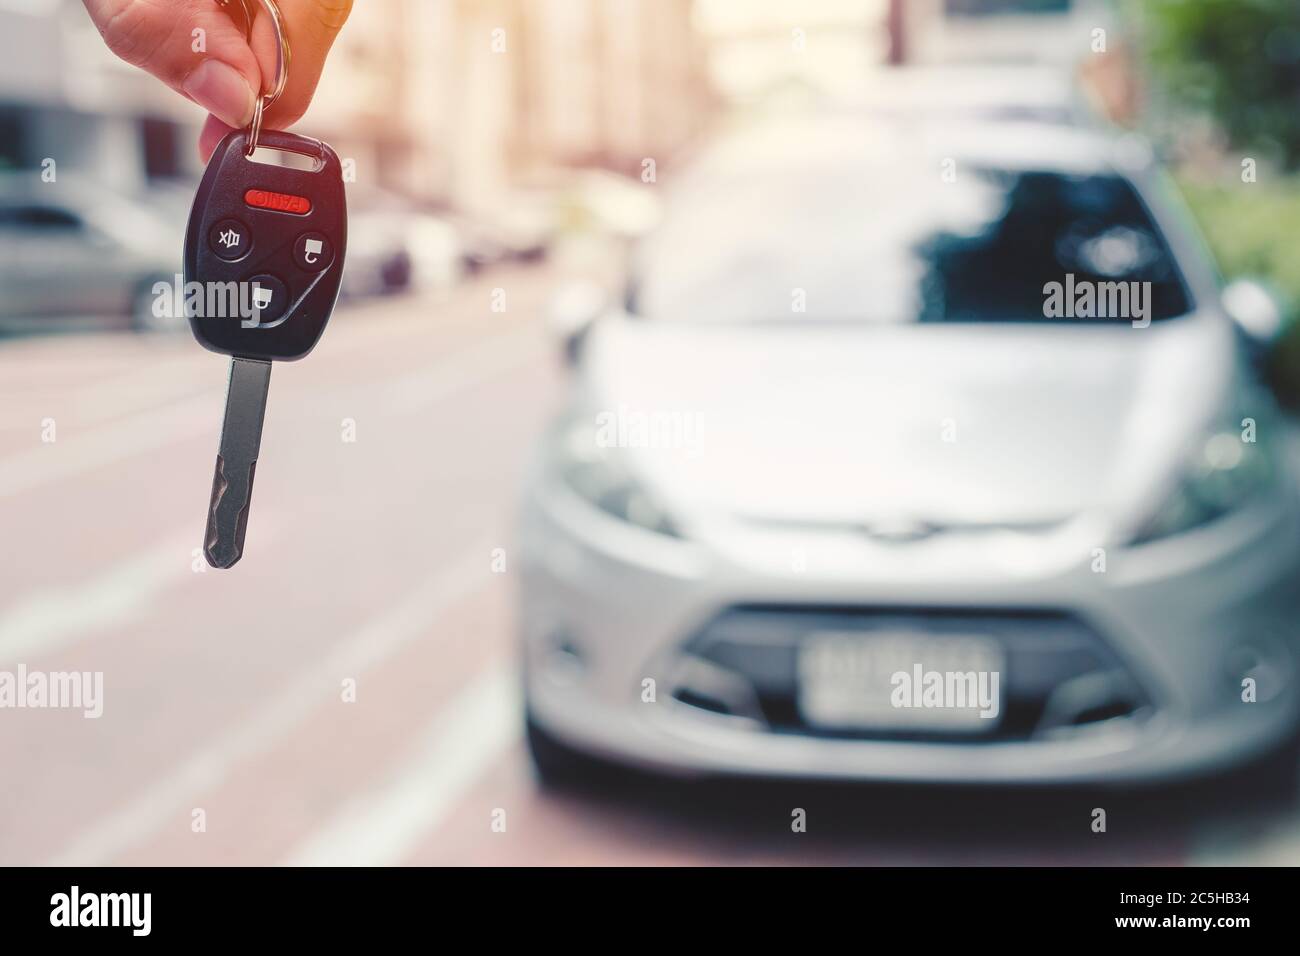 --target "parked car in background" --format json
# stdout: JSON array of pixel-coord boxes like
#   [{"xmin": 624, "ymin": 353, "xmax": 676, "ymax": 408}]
[
  {"xmin": 519, "ymin": 113, "xmax": 1300, "ymax": 790},
  {"xmin": 343, "ymin": 187, "xmax": 463, "ymax": 300},
  {"xmin": 449, "ymin": 206, "xmax": 551, "ymax": 275},
  {"xmin": 0, "ymin": 173, "xmax": 183, "ymax": 333}
]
